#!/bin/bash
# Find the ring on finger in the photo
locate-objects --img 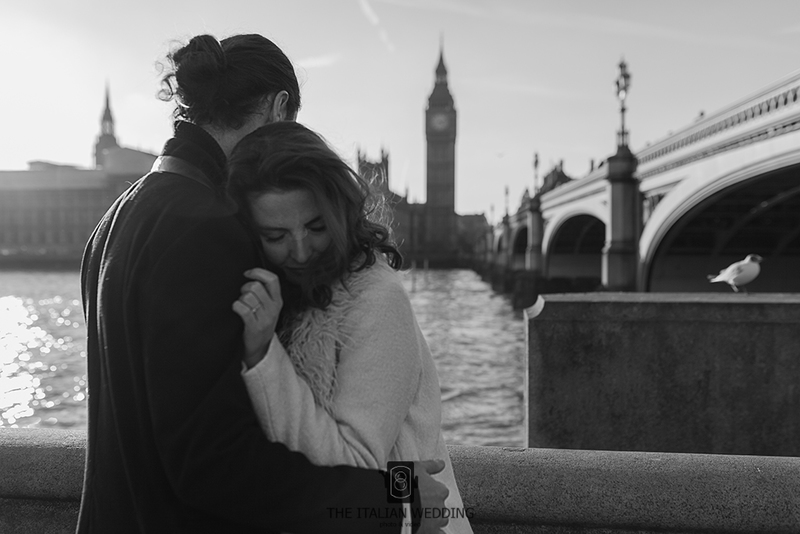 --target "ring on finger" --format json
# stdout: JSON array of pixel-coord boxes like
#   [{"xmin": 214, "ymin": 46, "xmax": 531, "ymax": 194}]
[{"xmin": 250, "ymin": 303, "xmax": 261, "ymax": 314}]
